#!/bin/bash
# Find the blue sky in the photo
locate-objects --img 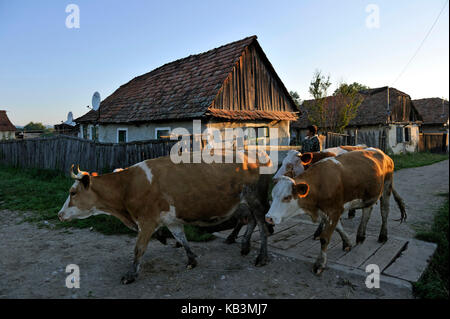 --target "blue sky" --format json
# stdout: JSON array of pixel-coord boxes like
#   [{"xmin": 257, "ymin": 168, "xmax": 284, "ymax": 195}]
[{"xmin": 0, "ymin": 0, "xmax": 448, "ymax": 126}]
